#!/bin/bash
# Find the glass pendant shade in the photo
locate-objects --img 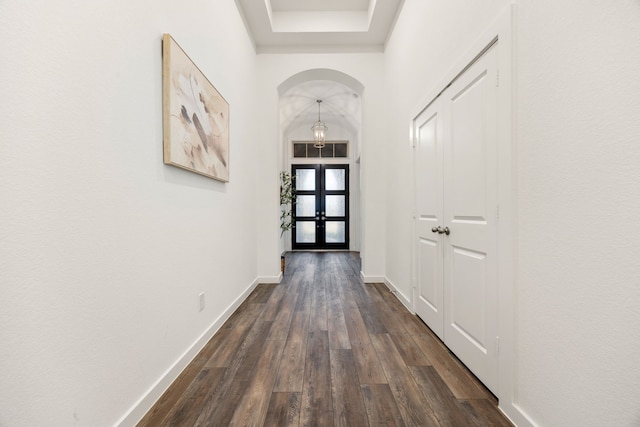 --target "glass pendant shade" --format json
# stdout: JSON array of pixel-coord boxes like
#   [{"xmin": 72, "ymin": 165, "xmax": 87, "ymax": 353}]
[
  {"xmin": 312, "ymin": 100, "xmax": 327, "ymax": 148},
  {"xmin": 312, "ymin": 120, "xmax": 327, "ymax": 148}
]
